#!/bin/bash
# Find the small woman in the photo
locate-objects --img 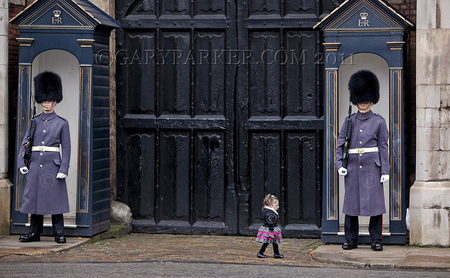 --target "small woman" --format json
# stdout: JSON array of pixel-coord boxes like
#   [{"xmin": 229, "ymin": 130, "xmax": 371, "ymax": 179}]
[{"xmin": 255, "ymin": 194, "xmax": 283, "ymax": 258}]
